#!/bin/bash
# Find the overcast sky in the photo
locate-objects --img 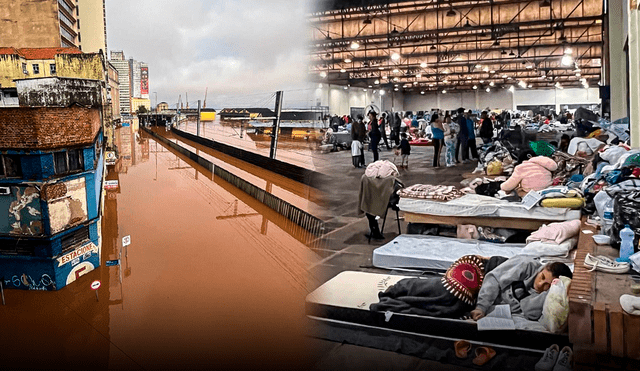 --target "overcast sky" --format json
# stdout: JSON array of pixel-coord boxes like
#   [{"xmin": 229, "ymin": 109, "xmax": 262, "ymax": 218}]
[{"xmin": 105, "ymin": 0, "xmax": 313, "ymax": 109}]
